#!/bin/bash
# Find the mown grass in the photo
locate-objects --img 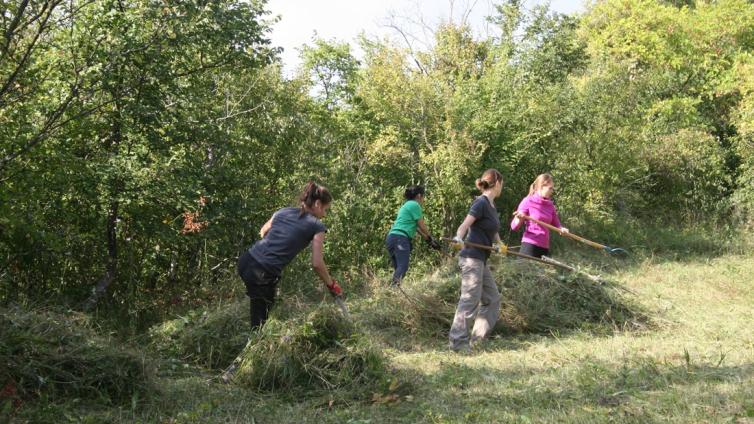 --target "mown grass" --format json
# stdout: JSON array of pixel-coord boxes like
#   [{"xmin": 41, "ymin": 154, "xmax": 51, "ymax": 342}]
[{"xmin": 4, "ymin": 235, "xmax": 754, "ymax": 423}]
